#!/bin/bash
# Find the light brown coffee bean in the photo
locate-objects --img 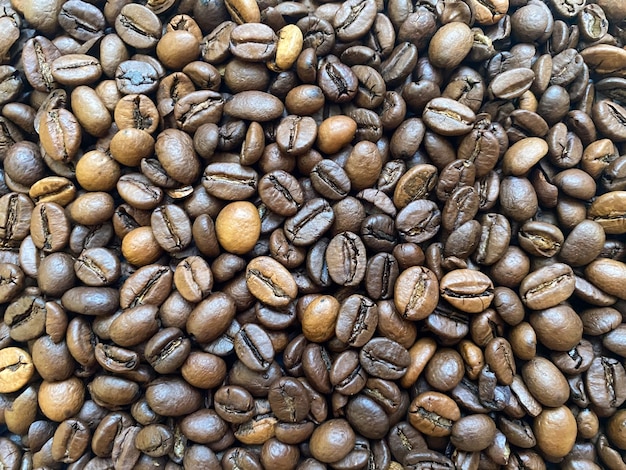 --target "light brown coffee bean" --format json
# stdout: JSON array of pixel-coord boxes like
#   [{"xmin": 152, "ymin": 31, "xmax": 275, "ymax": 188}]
[
  {"xmin": 0, "ymin": 347, "xmax": 34, "ymax": 393},
  {"xmin": 246, "ymin": 256, "xmax": 297, "ymax": 307}
]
